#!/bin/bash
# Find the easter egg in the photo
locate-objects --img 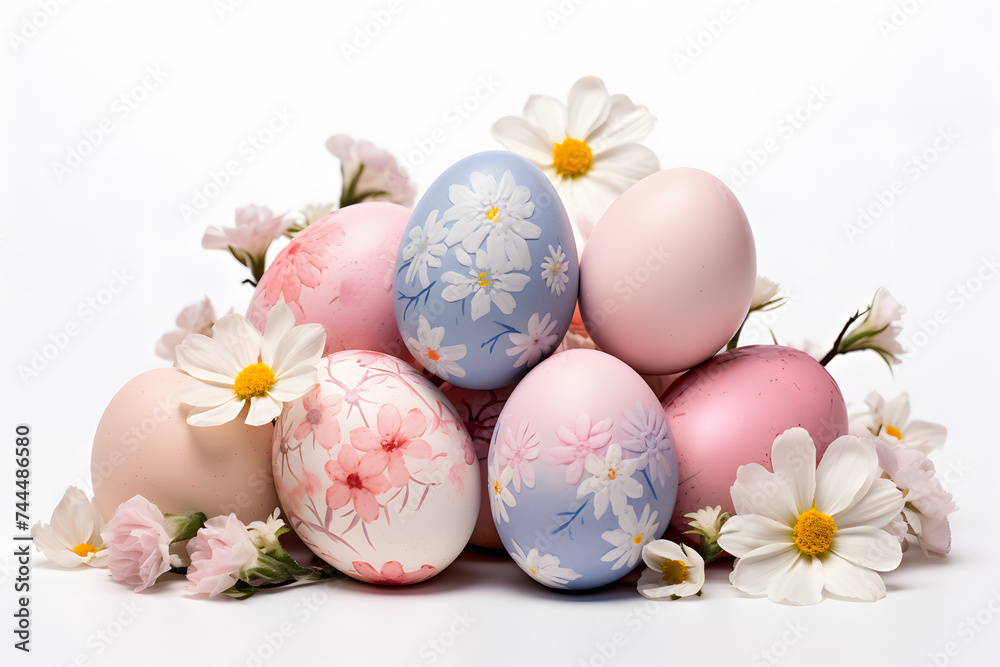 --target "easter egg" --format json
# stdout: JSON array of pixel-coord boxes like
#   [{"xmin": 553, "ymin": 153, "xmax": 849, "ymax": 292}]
[
  {"xmin": 489, "ymin": 349, "xmax": 677, "ymax": 590},
  {"xmin": 660, "ymin": 345, "xmax": 849, "ymax": 533},
  {"xmin": 91, "ymin": 368, "xmax": 278, "ymax": 523},
  {"xmin": 272, "ymin": 351, "xmax": 479, "ymax": 585},
  {"xmin": 440, "ymin": 382, "xmax": 516, "ymax": 549},
  {"xmin": 248, "ymin": 202, "xmax": 411, "ymax": 360},
  {"xmin": 393, "ymin": 151, "xmax": 579, "ymax": 390},
  {"xmin": 579, "ymin": 168, "xmax": 756, "ymax": 375}
]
